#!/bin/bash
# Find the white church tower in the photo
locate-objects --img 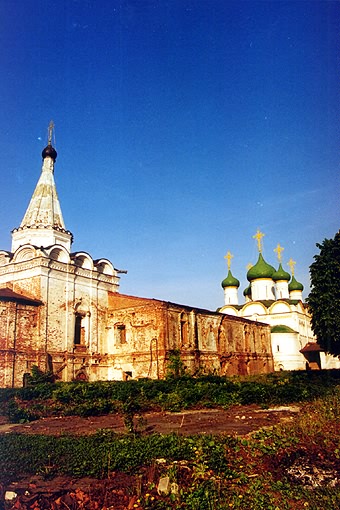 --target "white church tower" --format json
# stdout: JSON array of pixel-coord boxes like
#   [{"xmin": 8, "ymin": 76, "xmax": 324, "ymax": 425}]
[
  {"xmin": 0, "ymin": 122, "xmax": 121, "ymax": 386},
  {"xmin": 246, "ymin": 229, "xmax": 276, "ymax": 301}
]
